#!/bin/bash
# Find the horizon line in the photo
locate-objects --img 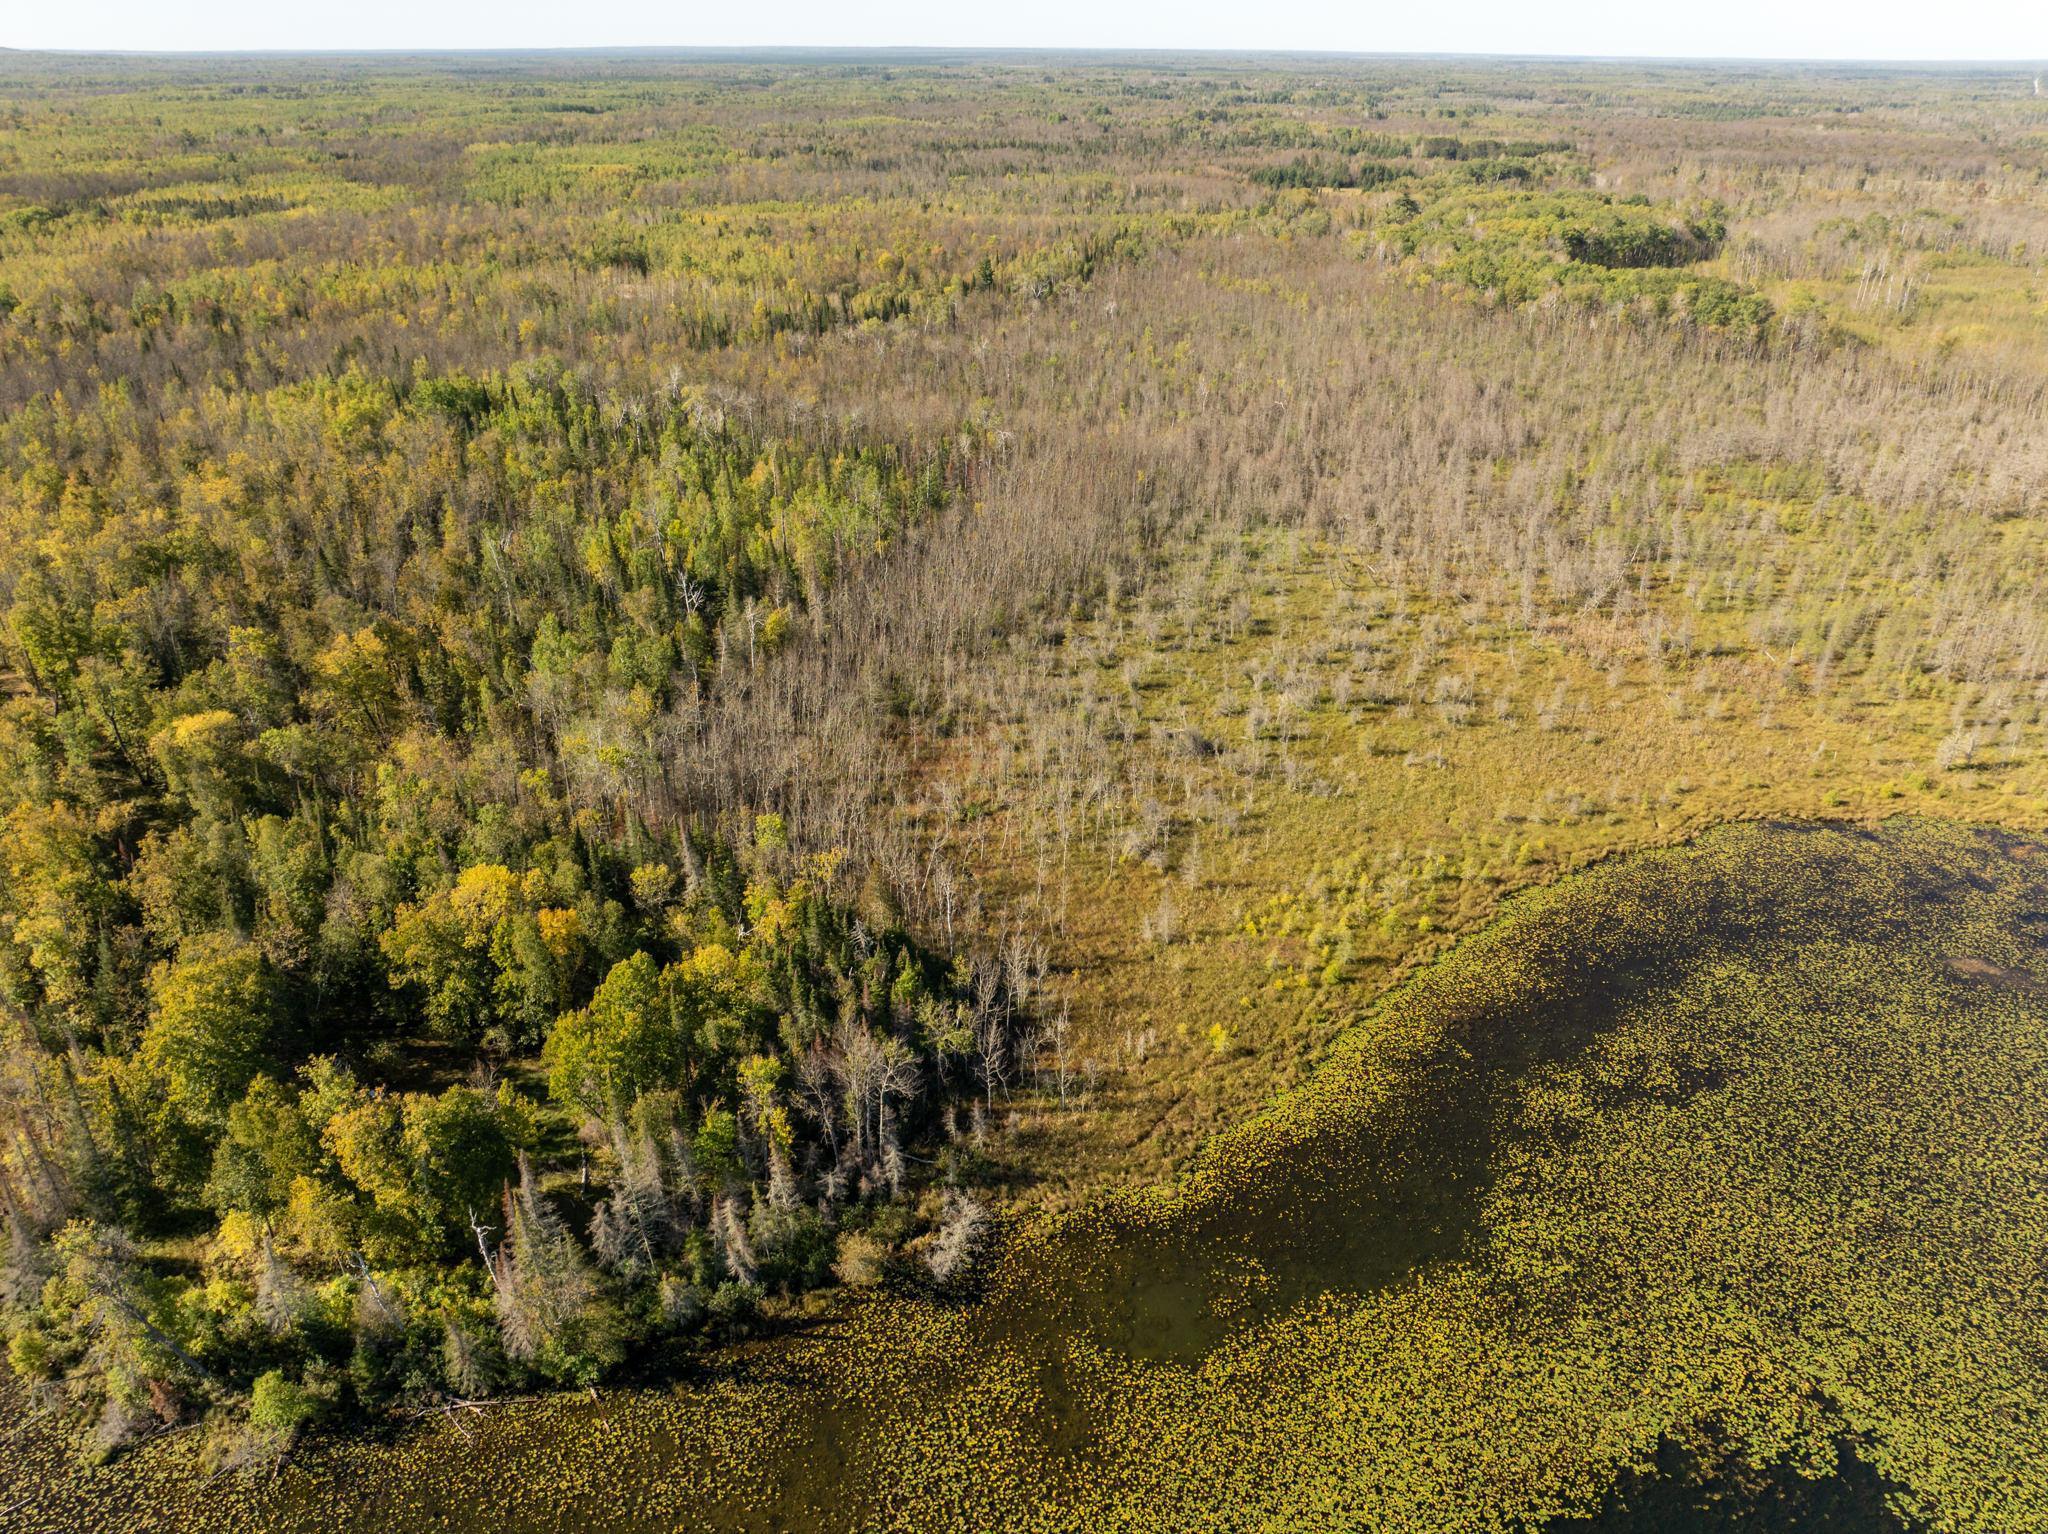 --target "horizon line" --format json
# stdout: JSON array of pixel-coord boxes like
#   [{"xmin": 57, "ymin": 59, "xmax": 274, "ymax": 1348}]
[{"xmin": 3, "ymin": 44, "xmax": 2045, "ymax": 68}]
